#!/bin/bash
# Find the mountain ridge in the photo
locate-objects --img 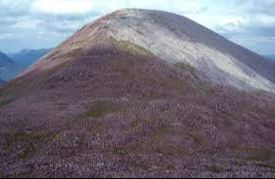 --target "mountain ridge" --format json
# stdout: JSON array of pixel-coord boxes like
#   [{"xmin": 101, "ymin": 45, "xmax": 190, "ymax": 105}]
[
  {"xmin": 0, "ymin": 51, "xmax": 13, "ymax": 67},
  {"xmin": 8, "ymin": 48, "xmax": 50, "ymax": 76},
  {"xmin": 265, "ymin": 55, "xmax": 275, "ymax": 61},
  {"xmin": 0, "ymin": 49, "xmax": 49, "ymax": 81},
  {"xmin": 0, "ymin": 51, "xmax": 17, "ymax": 81}
]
